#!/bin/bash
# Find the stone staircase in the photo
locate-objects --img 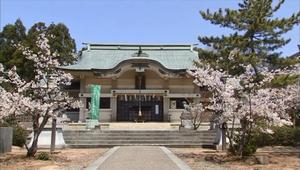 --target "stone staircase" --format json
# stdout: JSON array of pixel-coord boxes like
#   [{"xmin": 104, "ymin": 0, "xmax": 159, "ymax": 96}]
[{"xmin": 63, "ymin": 130, "xmax": 218, "ymax": 148}]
